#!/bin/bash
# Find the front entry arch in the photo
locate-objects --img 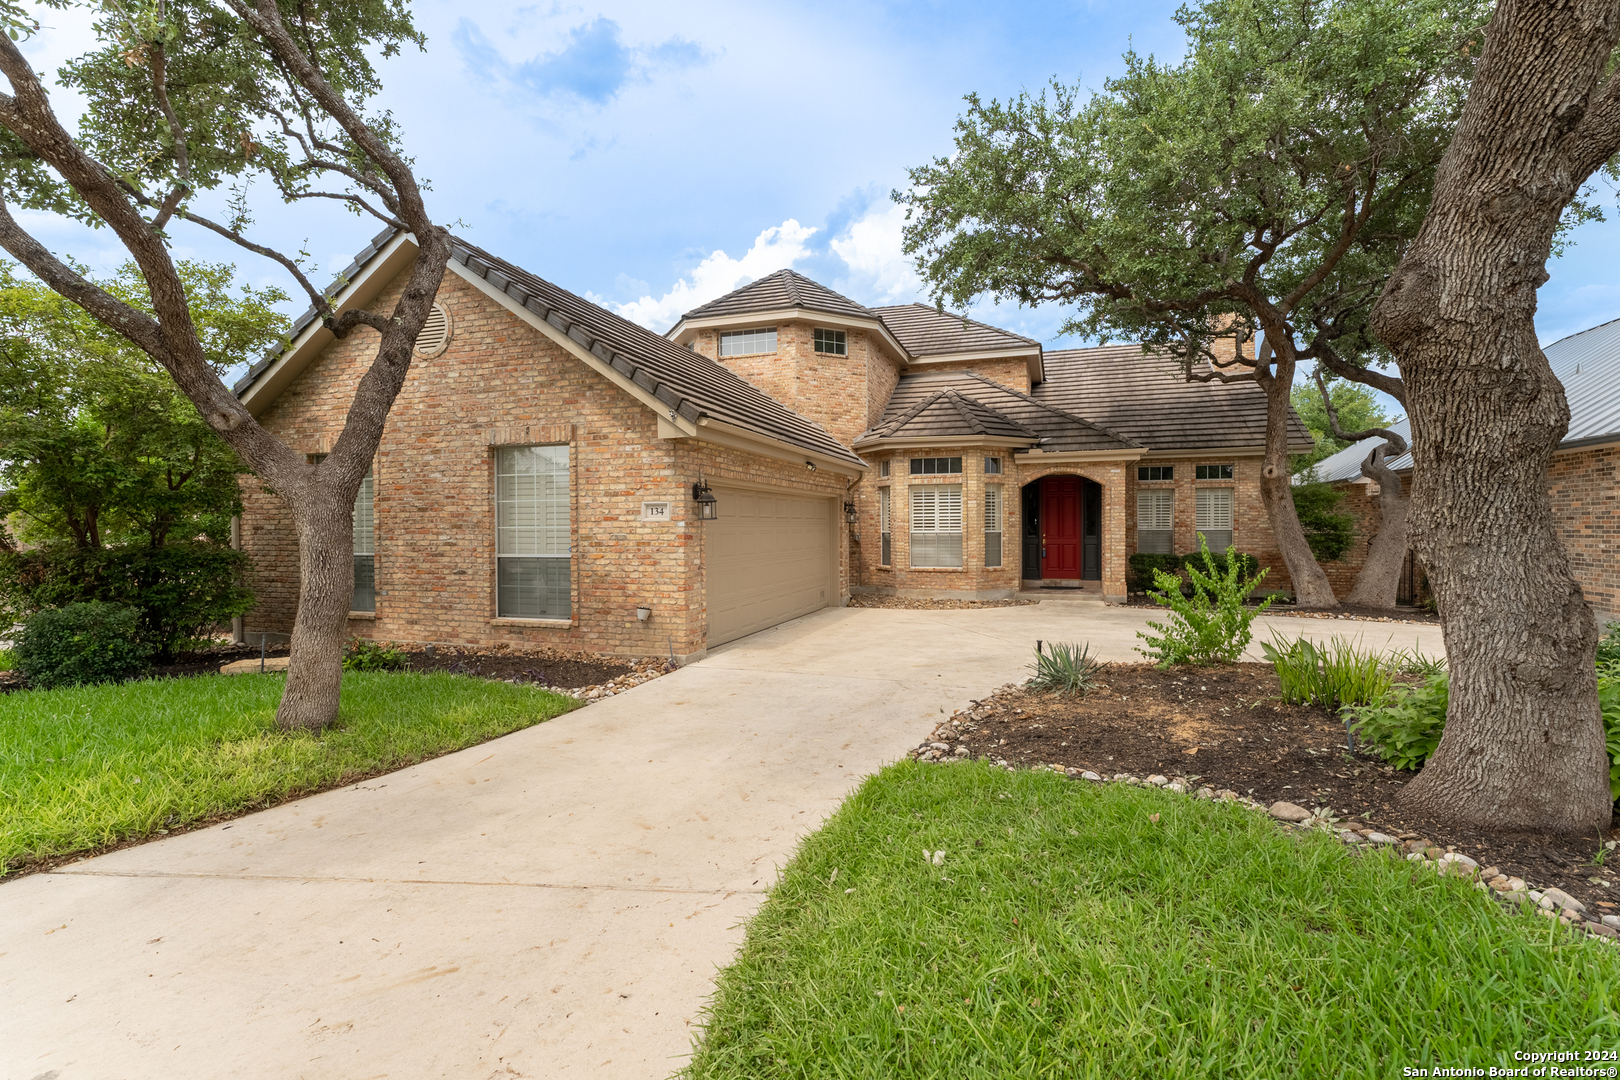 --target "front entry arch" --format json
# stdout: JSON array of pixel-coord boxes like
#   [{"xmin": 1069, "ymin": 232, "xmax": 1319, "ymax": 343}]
[{"xmin": 1021, "ymin": 475, "xmax": 1103, "ymax": 582}]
